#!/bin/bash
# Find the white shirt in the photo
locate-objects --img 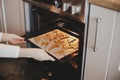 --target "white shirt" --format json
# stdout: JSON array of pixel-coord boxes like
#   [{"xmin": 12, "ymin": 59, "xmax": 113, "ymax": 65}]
[{"xmin": 0, "ymin": 32, "xmax": 20, "ymax": 58}]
